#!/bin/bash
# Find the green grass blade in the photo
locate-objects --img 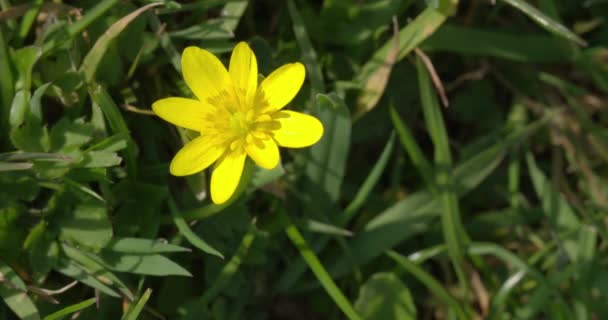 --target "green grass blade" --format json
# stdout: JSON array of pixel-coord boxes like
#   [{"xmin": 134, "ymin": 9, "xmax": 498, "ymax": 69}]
[
  {"xmin": 43, "ymin": 297, "xmax": 96, "ymax": 320},
  {"xmin": 326, "ymin": 115, "xmax": 547, "ymax": 278},
  {"xmin": 280, "ymin": 208, "xmax": 362, "ymax": 320},
  {"xmin": 500, "ymin": 0, "xmax": 586, "ymax": 46},
  {"xmin": 341, "ymin": 132, "xmax": 395, "ymax": 222},
  {"xmin": 80, "ymin": 3, "xmax": 162, "ymax": 83},
  {"xmin": 147, "ymin": 13, "xmax": 182, "ymax": 73},
  {"xmin": 168, "ymin": 197, "xmax": 224, "ymax": 259},
  {"xmin": 387, "ymin": 250, "xmax": 468, "ymax": 320},
  {"xmin": 468, "ymin": 242, "xmax": 573, "ymax": 317},
  {"xmin": 276, "ymin": 132, "xmax": 397, "ymax": 292},
  {"xmin": 422, "ymin": 24, "xmax": 577, "ymax": 63},
  {"xmin": 525, "ymin": 152, "xmax": 581, "ymax": 260},
  {"xmin": 42, "ymin": 0, "xmax": 120, "ymax": 55},
  {"xmin": 219, "ymin": 0, "xmax": 248, "ymax": 33},
  {"xmin": 88, "ymin": 84, "xmax": 137, "ymax": 178},
  {"xmin": 286, "ymin": 0, "xmax": 325, "ymax": 95},
  {"xmin": 389, "ymin": 106, "xmax": 435, "ymax": 189},
  {"xmin": 122, "ymin": 288, "xmax": 152, "ymax": 320},
  {"xmin": 198, "ymin": 223, "xmax": 257, "ymax": 305},
  {"xmin": 416, "ymin": 55, "xmax": 467, "ymax": 292}
]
